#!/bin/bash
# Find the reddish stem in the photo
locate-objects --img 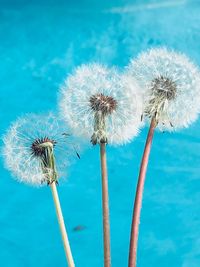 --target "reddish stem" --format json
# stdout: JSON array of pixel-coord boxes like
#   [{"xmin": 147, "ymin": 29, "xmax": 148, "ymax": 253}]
[
  {"xmin": 100, "ymin": 142, "xmax": 111, "ymax": 267},
  {"xmin": 128, "ymin": 118, "xmax": 156, "ymax": 267}
]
